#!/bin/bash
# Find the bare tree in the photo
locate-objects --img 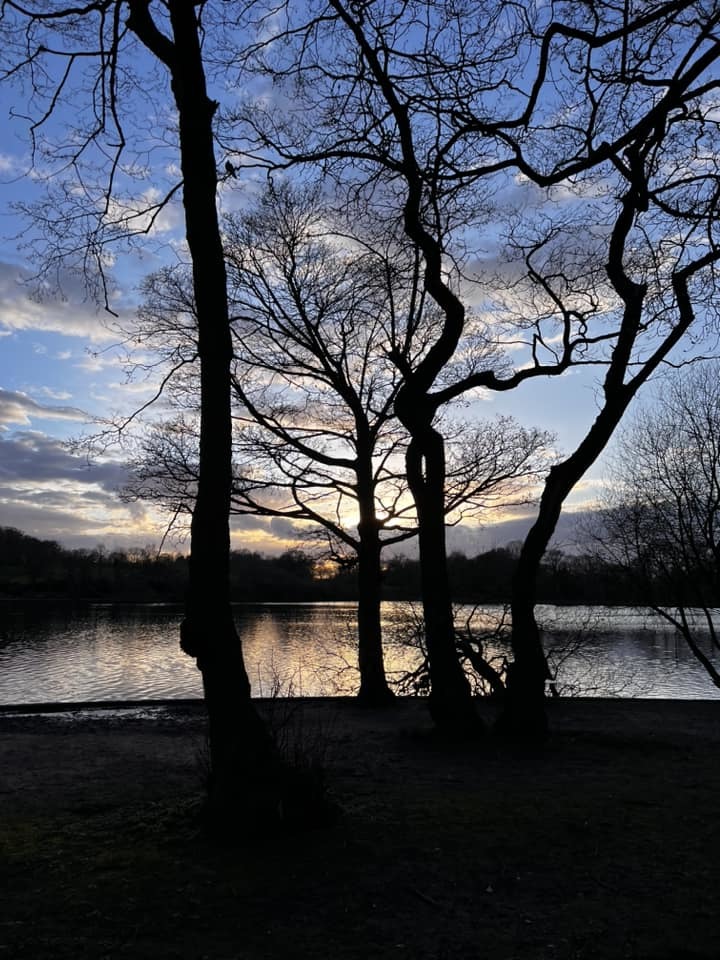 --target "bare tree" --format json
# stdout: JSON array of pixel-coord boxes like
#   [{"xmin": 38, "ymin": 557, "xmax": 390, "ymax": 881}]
[
  {"xmin": 497, "ymin": 63, "xmax": 720, "ymax": 736},
  {"xmin": 230, "ymin": 0, "xmax": 720, "ymax": 736},
  {"xmin": 227, "ymin": 183, "xmax": 417, "ymax": 705},
  {"xmin": 0, "ymin": 0, "xmax": 317, "ymax": 825},
  {"xmin": 594, "ymin": 364, "xmax": 720, "ymax": 689},
  {"xmin": 126, "ymin": 182, "xmax": 553, "ymax": 704}
]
